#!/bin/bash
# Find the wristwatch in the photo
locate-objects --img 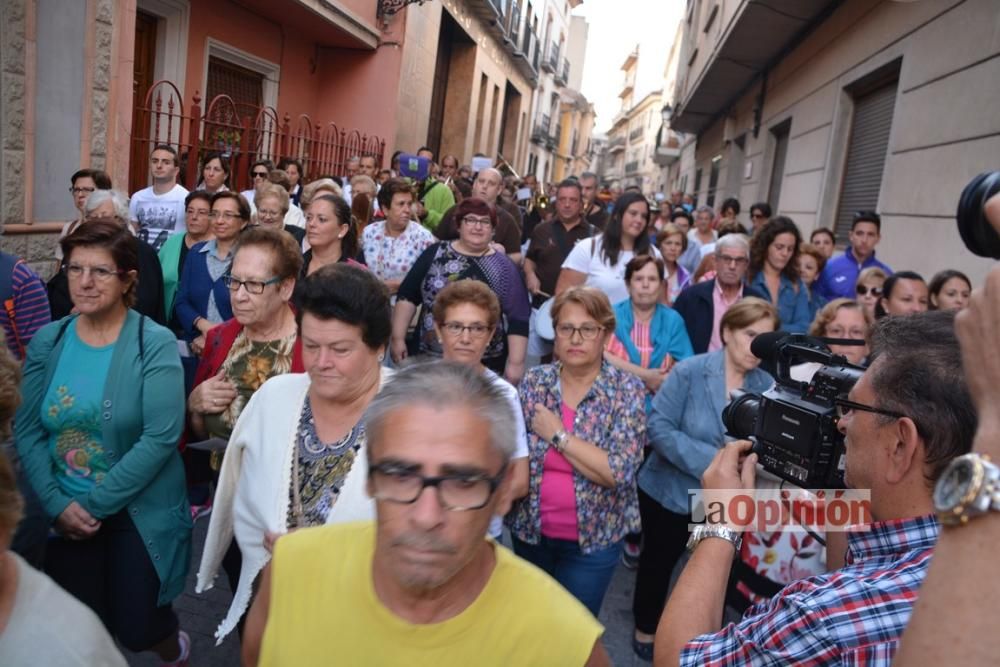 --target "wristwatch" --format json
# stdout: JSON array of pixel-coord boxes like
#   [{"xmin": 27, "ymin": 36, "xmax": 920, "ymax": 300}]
[
  {"xmin": 686, "ymin": 524, "xmax": 742, "ymax": 553},
  {"xmin": 550, "ymin": 430, "xmax": 570, "ymax": 453},
  {"xmin": 933, "ymin": 453, "xmax": 1000, "ymax": 526}
]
